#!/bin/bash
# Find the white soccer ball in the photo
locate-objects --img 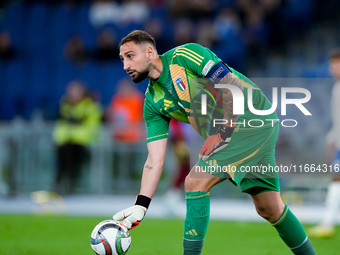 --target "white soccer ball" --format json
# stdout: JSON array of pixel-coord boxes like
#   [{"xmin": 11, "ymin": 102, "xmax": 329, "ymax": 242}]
[{"xmin": 90, "ymin": 220, "xmax": 131, "ymax": 255}]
